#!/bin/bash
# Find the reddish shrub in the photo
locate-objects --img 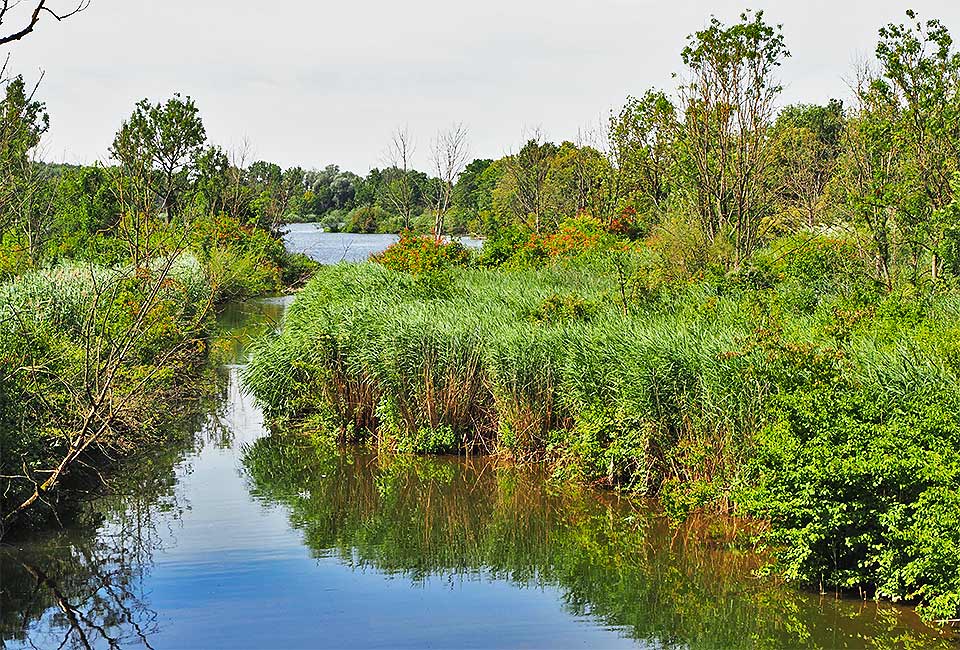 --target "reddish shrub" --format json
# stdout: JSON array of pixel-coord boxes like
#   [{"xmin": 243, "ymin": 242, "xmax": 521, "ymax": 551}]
[{"xmin": 373, "ymin": 232, "xmax": 471, "ymax": 274}]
